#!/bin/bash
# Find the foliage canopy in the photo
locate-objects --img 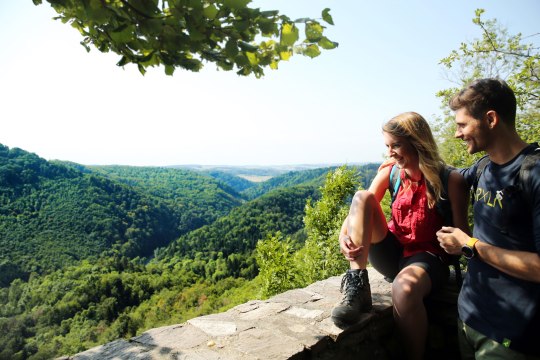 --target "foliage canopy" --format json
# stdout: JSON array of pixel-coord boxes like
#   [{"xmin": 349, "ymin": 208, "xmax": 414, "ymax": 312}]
[
  {"xmin": 34, "ymin": 0, "xmax": 337, "ymax": 77},
  {"xmin": 436, "ymin": 9, "xmax": 540, "ymax": 167}
]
